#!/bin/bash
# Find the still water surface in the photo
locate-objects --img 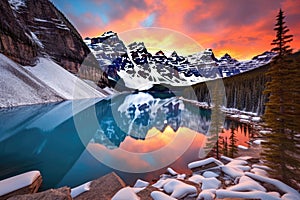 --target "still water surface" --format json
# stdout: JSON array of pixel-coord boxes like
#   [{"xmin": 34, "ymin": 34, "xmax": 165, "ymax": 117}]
[{"xmin": 0, "ymin": 92, "xmax": 252, "ymax": 189}]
